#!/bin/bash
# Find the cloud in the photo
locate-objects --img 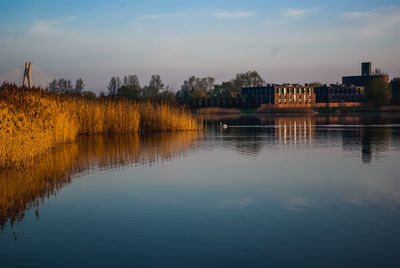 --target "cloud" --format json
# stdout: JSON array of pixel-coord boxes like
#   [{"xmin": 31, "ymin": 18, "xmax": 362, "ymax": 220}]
[
  {"xmin": 29, "ymin": 16, "xmax": 75, "ymax": 36},
  {"xmin": 340, "ymin": 6, "xmax": 400, "ymax": 37},
  {"xmin": 213, "ymin": 10, "xmax": 255, "ymax": 19},
  {"xmin": 283, "ymin": 8, "xmax": 315, "ymax": 18},
  {"xmin": 137, "ymin": 12, "xmax": 185, "ymax": 21},
  {"xmin": 341, "ymin": 6, "xmax": 396, "ymax": 18}
]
